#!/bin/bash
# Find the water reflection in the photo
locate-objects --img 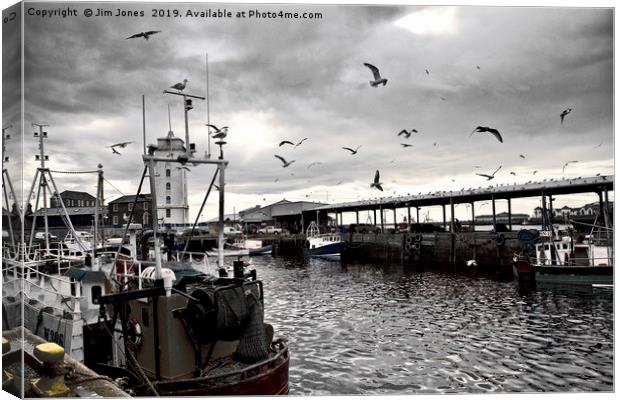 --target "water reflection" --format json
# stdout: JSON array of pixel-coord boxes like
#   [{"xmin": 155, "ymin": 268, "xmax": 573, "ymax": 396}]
[{"xmin": 254, "ymin": 256, "xmax": 613, "ymax": 395}]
